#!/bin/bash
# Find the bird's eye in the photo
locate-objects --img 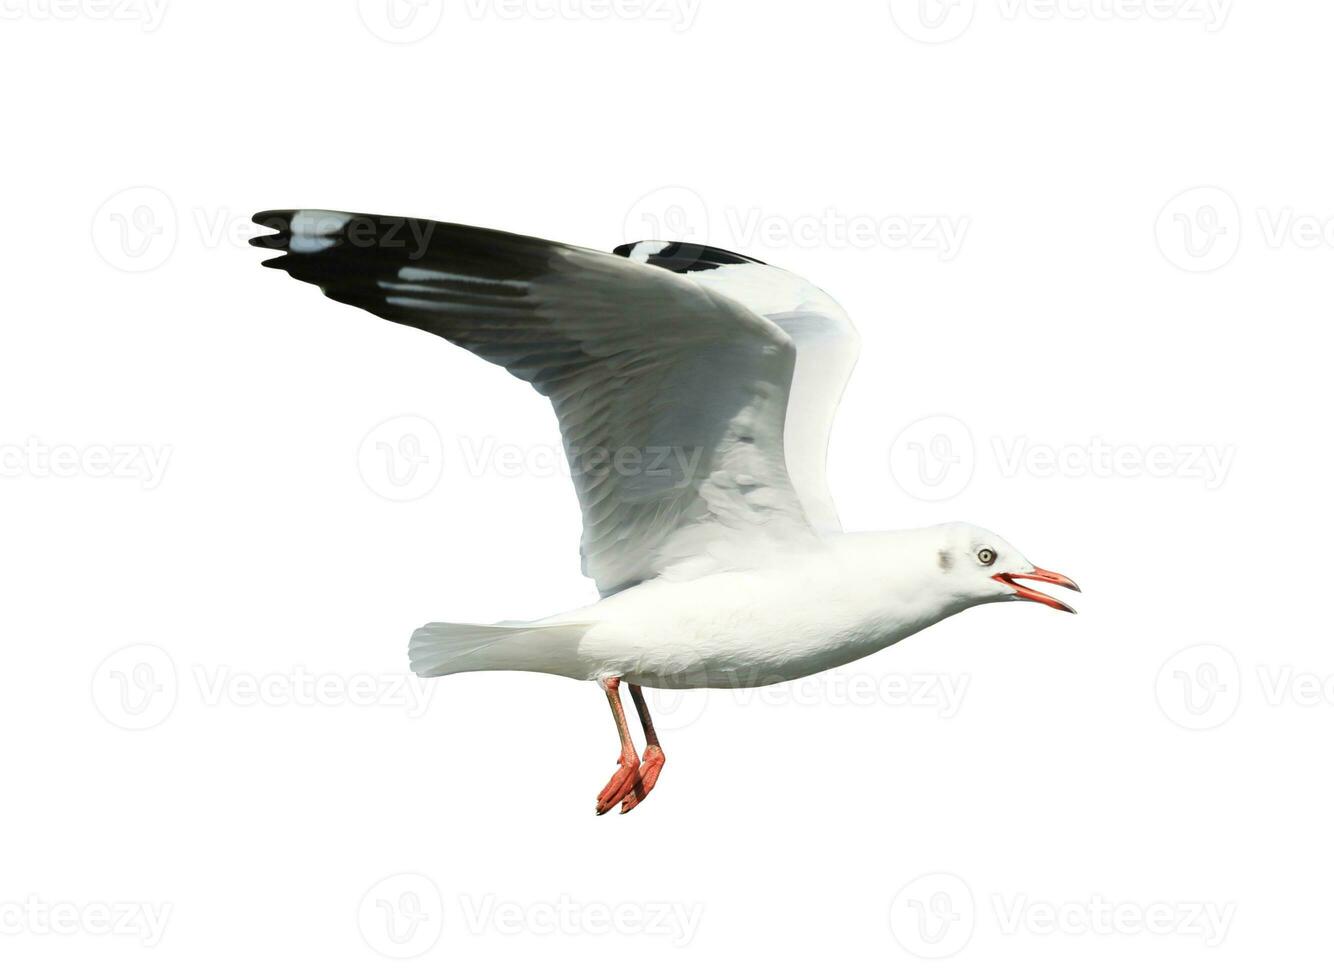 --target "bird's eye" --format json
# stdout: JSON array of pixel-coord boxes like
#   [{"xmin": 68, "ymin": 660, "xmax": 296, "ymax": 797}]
[{"xmin": 977, "ymin": 548, "xmax": 997, "ymax": 566}]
